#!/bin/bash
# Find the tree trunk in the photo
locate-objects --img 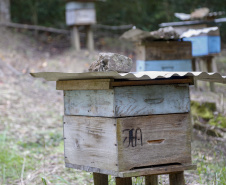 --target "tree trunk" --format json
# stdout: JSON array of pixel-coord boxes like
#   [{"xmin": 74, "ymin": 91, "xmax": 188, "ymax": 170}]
[{"xmin": 0, "ymin": 0, "xmax": 10, "ymax": 23}]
